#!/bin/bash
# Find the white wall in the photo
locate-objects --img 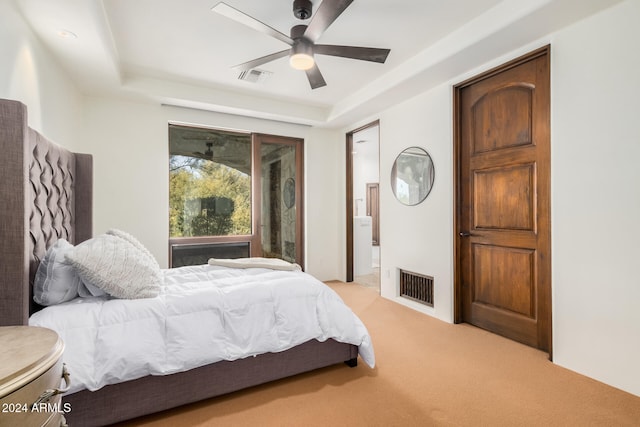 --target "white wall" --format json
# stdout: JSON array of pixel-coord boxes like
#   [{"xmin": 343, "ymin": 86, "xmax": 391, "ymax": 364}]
[
  {"xmin": 0, "ymin": 1, "xmax": 83, "ymax": 149},
  {"xmin": 81, "ymin": 97, "xmax": 167, "ymax": 264},
  {"xmin": 377, "ymin": 86, "xmax": 454, "ymax": 322},
  {"xmin": 550, "ymin": 0, "xmax": 640, "ymax": 397},
  {"xmin": 305, "ymin": 127, "xmax": 345, "ymax": 281},
  {"xmin": 352, "ymin": 127, "xmax": 380, "ymax": 217},
  {"xmin": 345, "ymin": 0, "xmax": 640, "ymax": 396}
]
